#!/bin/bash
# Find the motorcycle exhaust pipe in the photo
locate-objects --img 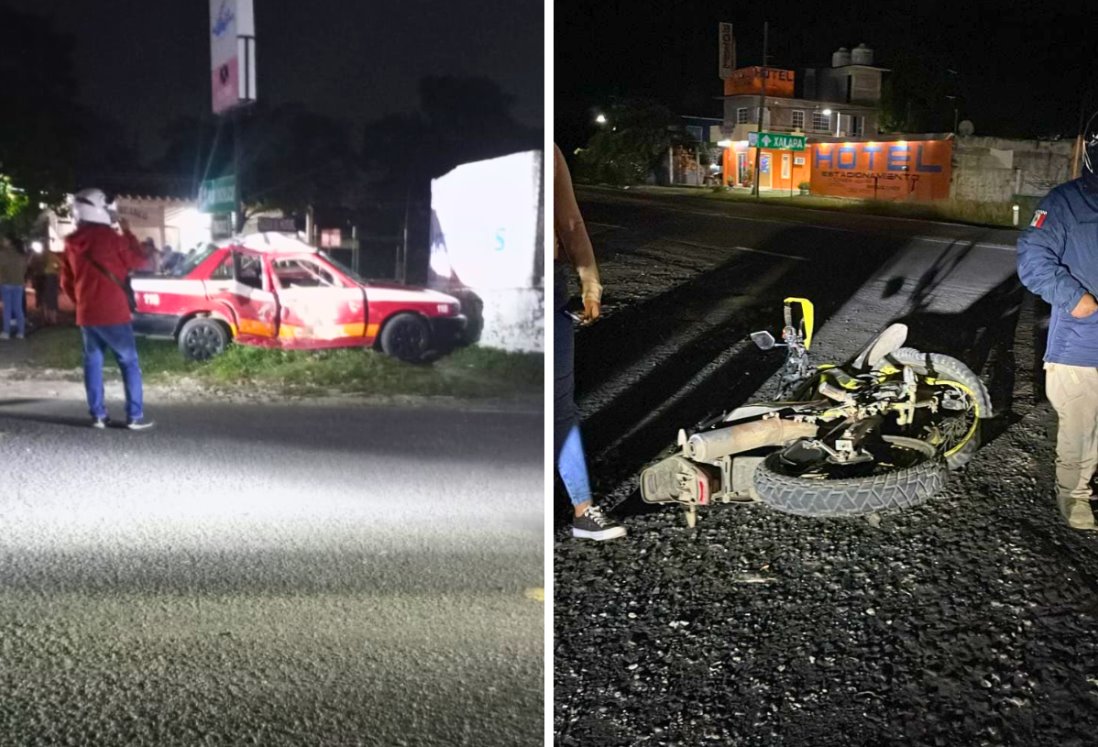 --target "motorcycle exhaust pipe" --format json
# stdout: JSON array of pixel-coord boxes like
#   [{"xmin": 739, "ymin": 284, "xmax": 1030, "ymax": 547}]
[{"xmin": 686, "ymin": 419, "xmax": 818, "ymax": 461}]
